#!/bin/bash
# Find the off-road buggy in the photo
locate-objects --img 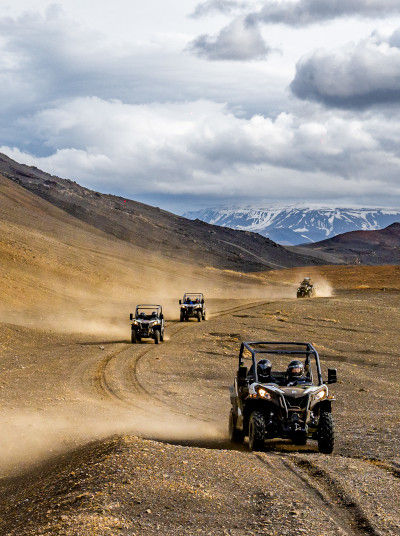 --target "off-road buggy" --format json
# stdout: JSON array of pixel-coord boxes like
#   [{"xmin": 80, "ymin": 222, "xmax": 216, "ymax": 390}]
[
  {"xmin": 229, "ymin": 341, "xmax": 337, "ymax": 453},
  {"xmin": 297, "ymin": 277, "xmax": 315, "ymax": 298},
  {"xmin": 129, "ymin": 305, "xmax": 165, "ymax": 344},
  {"xmin": 179, "ymin": 293, "xmax": 206, "ymax": 322}
]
